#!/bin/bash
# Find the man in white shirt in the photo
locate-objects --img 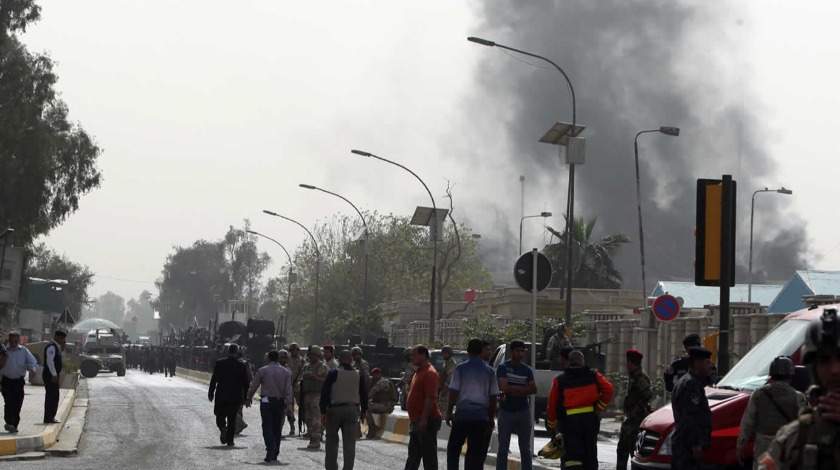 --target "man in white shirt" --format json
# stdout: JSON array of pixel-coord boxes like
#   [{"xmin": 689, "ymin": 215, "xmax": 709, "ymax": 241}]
[
  {"xmin": 0, "ymin": 332, "xmax": 38, "ymax": 433},
  {"xmin": 43, "ymin": 330, "xmax": 67, "ymax": 424}
]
